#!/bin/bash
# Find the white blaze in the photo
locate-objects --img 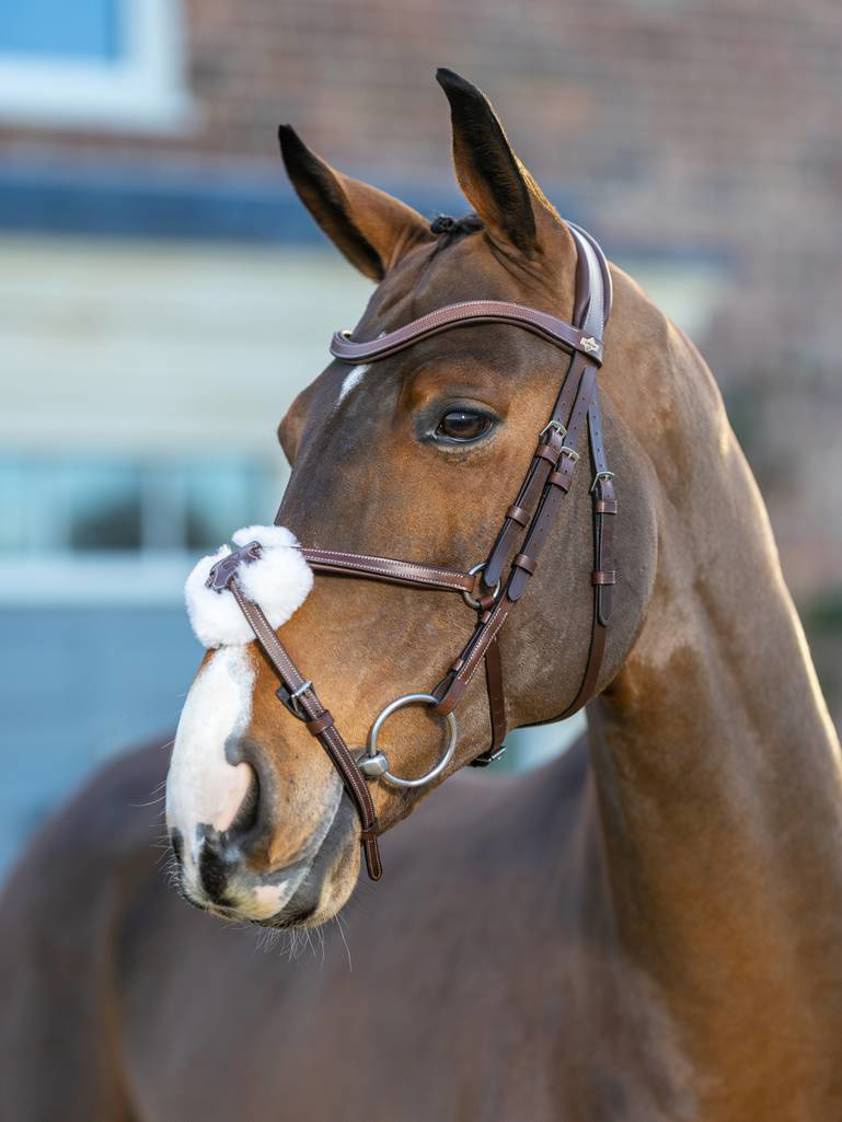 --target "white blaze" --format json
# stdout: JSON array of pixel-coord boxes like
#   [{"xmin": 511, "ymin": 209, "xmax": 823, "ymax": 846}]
[
  {"xmin": 166, "ymin": 646, "xmax": 256, "ymax": 863},
  {"xmin": 337, "ymin": 364, "xmax": 370, "ymax": 405}
]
